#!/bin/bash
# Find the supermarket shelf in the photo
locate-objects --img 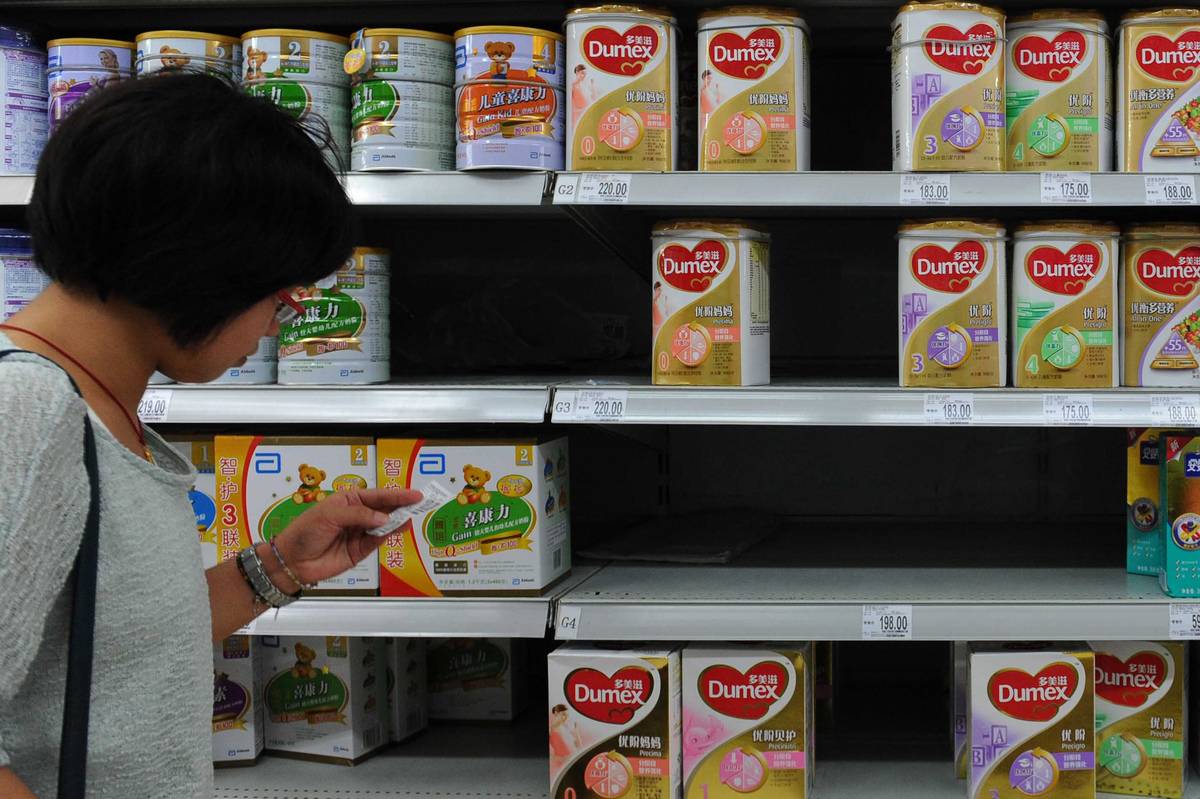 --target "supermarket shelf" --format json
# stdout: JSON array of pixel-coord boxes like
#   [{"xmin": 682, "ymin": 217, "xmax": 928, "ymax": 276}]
[
  {"xmin": 0, "ymin": 176, "xmax": 32, "ymax": 206},
  {"xmin": 344, "ymin": 172, "xmax": 550, "ymax": 208},
  {"xmin": 214, "ymin": 714, "xmax": 547, "ymax": 798},
  {"xmin": 245, "ymin": 565, "xmax": 600, "ymax": 639},
  {"xmin": 551, "ymin": 378, "xmax": 1198, "ymax": 426},
  {"xmin": 555, "ymin": 562, "xmax": 1173, "ymax": 642},
  {"xmin": 551, "ymin": 171, "xmax": 1197, "ymax": 208},
  {"xmin": 151, "ymin": 379, "xmax": 552, "ymax": 424}
]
